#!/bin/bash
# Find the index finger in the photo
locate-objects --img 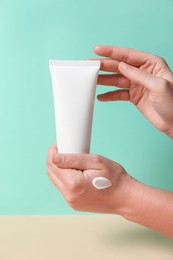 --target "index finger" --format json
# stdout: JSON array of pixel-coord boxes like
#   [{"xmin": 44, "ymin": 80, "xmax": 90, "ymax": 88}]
[
  {"xmin": 94, "ymin": 45, "xmax": 152, "ymax": 66},
  {"xmin": 52, "ymin": 153, "xmax": 106, "ymax": 171}
]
